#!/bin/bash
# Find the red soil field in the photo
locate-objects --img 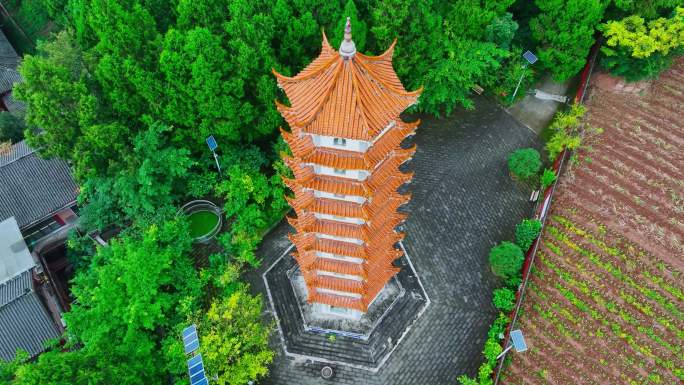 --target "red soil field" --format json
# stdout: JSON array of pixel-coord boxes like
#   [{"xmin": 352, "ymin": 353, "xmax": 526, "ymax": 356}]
[{"xmin": 501, "ymin": 59, "xmax": 684, "ymax": 385}]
